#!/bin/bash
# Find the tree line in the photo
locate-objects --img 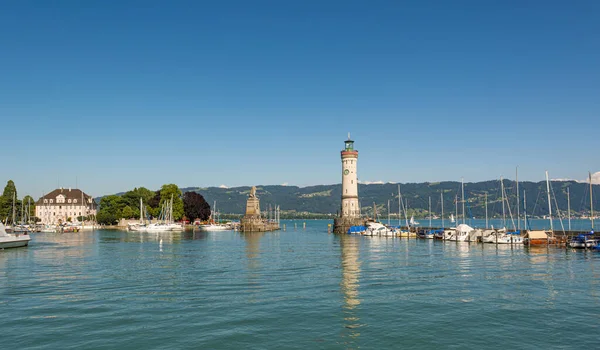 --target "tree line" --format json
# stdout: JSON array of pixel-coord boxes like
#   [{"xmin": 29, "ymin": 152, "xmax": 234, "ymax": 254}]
[
  {"xmin": 96, "ymin": 184, "xmax": 212, "ymax": 225},
  {"xmin": 0, "ymin": 180, "xmax": 36, "ymax": 224}
]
